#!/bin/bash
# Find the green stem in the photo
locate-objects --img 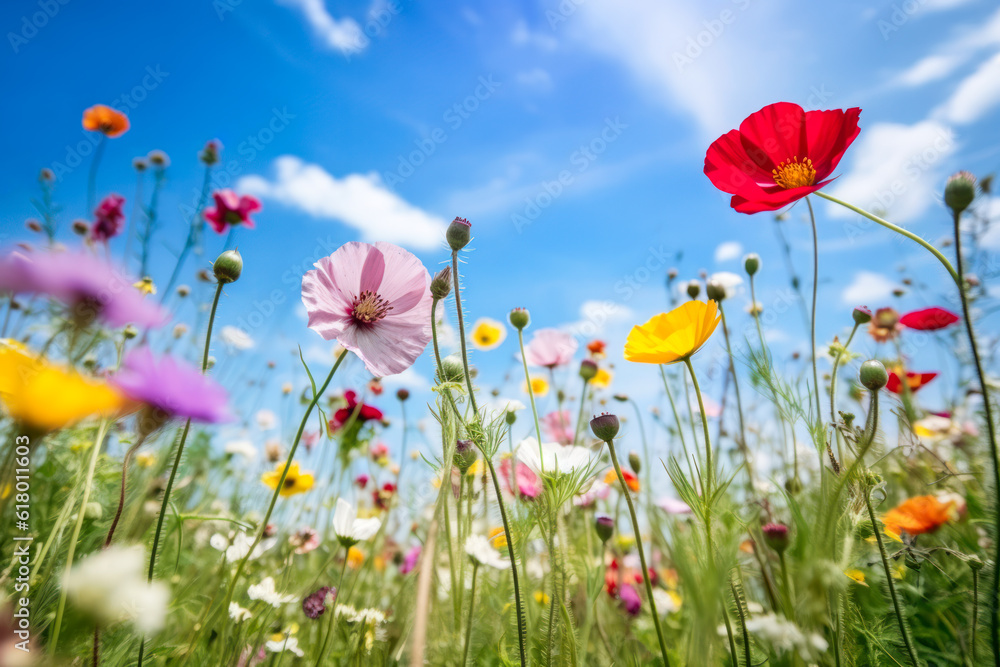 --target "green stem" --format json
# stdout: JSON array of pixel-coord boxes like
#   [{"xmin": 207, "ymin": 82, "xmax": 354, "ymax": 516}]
[
  {"xmin": 684, "ymin": 357, "xmax": 713, "ymax": 494},
  {"xmin": 50, "ymin": 420, "xmax": 109, "ymax": 652},
  {"xmin": 573, "ymin": 377, "xmax": 589, "ymax": 444},
  {"xmin": 451, "ymin": 250, "xmax": 479, "ymax": 416},
  {"xmin": 315, "ymin": 548, "xmax": 350, "ymax": 667},
  {"xmin": 462, "ymin": 563, "xmax": 479, "ymax": 666},
  {"xmin": 804, "ymin": 196, "xmax": 824, "ymax": 427},
  {"xmin": 718, "ymin": 303, "xmax": 751, "ymax": 484},
  {"xmin": 517, "ymin": 328, "xmax": 545, "ymax": 470},
  {"xmin": 660, "ymin": 365, "xmax": 696, "ymax": 483},
  {"xmin": 605, "ymin": 436, "xmax": 671, "ymax": 667},
  {"xmin": 815, "ymin": 190, "xmax": 959, "ymax": 287},
  {"xmin": 731, "ymin": 578, "xmax": 752, "ymax": 667},
  {"xmin": 87, "ymin": 134, "xmax": 106, "ymax": 212}
]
